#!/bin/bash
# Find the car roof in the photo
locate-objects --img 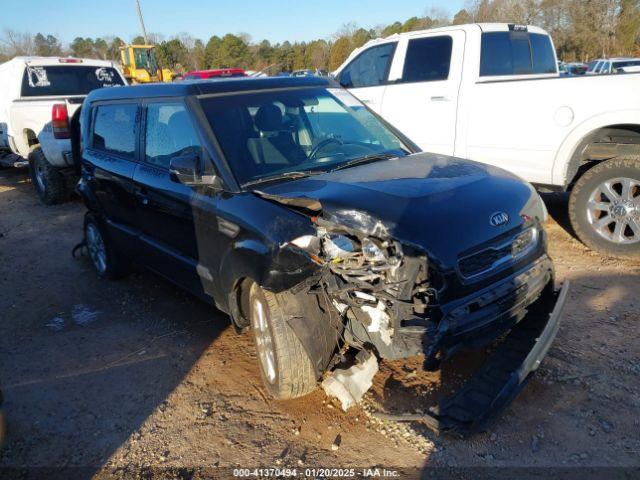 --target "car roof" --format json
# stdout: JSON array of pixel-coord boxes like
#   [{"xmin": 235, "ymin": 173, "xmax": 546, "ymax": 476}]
[{"xmin": 87, "ymin": 76, "xmax": 334, "ymax": 102}]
